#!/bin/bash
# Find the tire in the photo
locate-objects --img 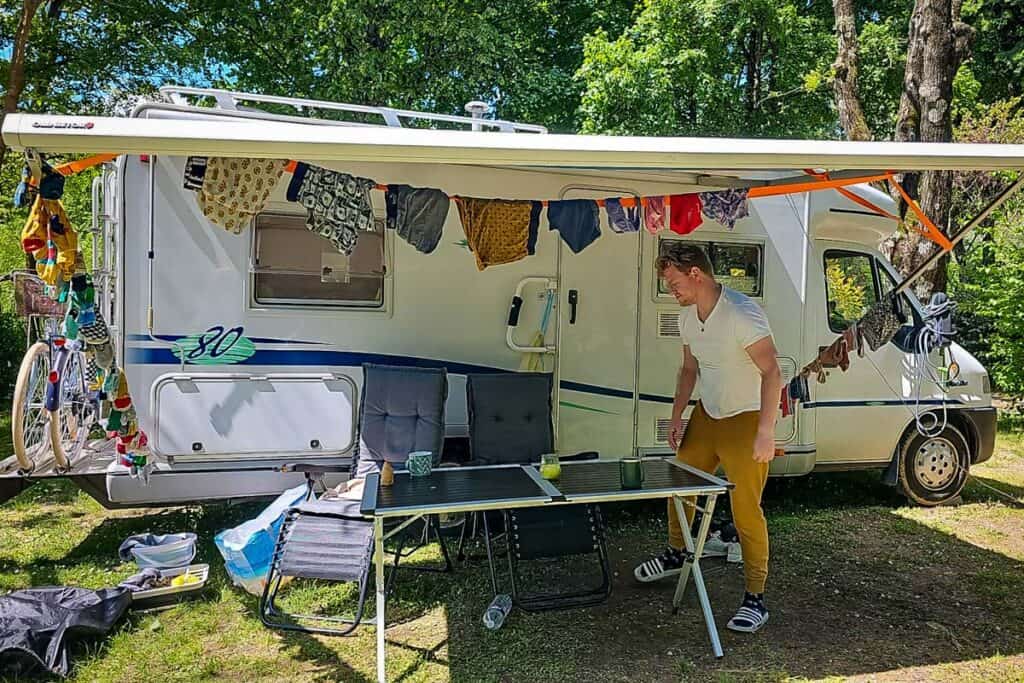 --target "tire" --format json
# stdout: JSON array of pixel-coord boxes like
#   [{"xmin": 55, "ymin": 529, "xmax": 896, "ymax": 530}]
[
  {"xmin": 11, "ymin": 342, "xmax": 52, "ymax": 472},
  {"xmin": 49, "ymin": 349, "xmax": 94, "ymax": 471},
  {"xmin": 897, "ymin": 423, "xmax": 970, "ymax": 506}
]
